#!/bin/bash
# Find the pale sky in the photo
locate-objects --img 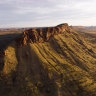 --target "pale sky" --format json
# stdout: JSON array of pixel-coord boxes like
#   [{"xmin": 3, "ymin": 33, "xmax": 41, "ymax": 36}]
[{"xmin": 0, "ymin": 0, "xmax": 96, "ymax": 28}]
